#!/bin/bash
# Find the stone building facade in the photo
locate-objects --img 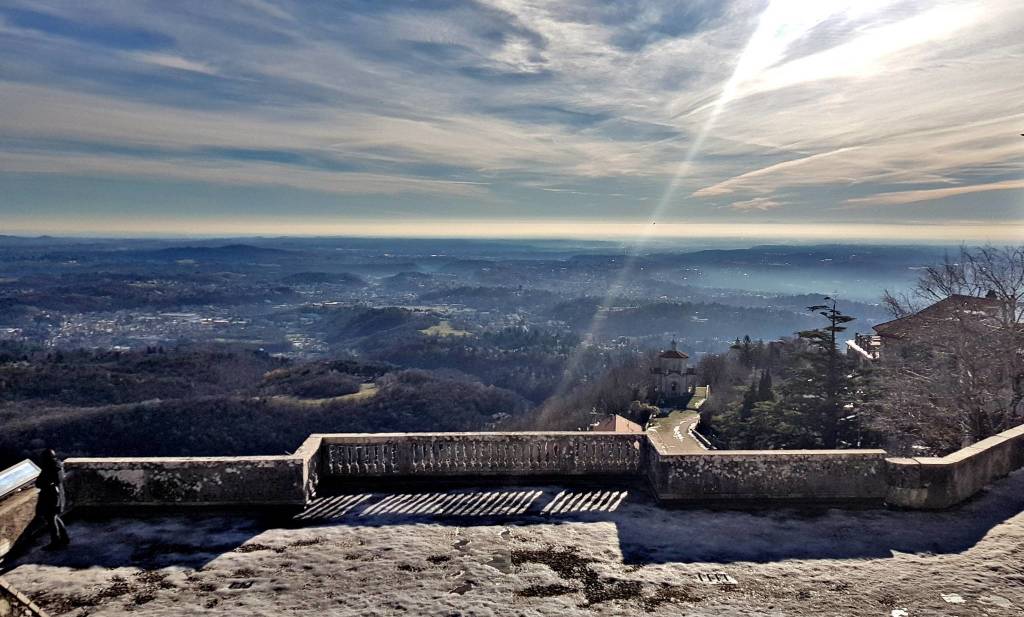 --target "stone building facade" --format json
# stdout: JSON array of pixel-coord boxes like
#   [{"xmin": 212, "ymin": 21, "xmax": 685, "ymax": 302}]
[{"xmin": 650, "ymin": 340, "xmax": 696, "ymax": 403}]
